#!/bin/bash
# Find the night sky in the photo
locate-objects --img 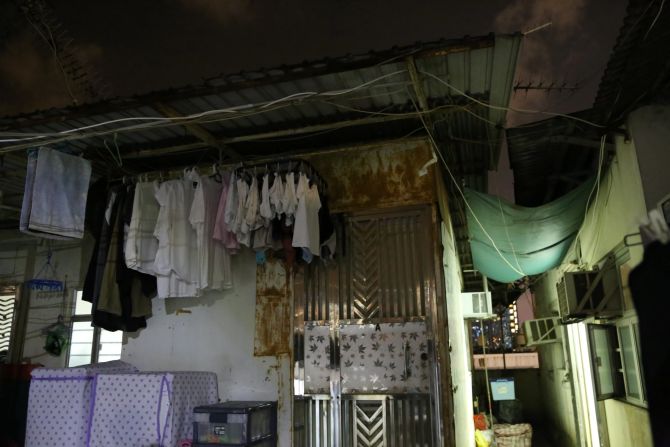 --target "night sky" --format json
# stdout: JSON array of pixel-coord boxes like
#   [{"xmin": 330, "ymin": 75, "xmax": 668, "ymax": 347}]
[{"xmin": 0, "ymin": 0, "xmax": 627, "ymax": 123}]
